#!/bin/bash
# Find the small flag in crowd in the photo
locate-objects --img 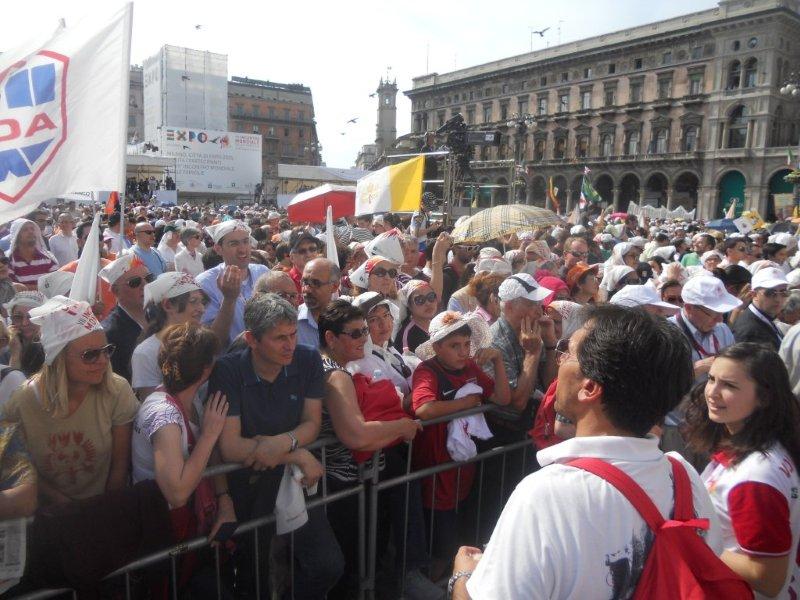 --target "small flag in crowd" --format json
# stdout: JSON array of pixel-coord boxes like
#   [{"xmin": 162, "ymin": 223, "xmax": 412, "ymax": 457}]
[
  {"xmin": 355, "ymin": 156, "xmax": 424, "ymax": 216},
  {"xmin": 0, "ymin": 4, "xmax": 133, "ymax": 223},
  {"xmin": 547, "ymin": 177, "xmax": 560, "ymax": 213},
  {"xmin": 579, "ymin": 174, "xmax": 602, "ymax": 209},
  {"xmin": 105, "ymin": 191, "xmax": 119, "ymax": 215},
  {"xmin": 724, "ymin": 198, "xmax": 737, "ymax": 220}
]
